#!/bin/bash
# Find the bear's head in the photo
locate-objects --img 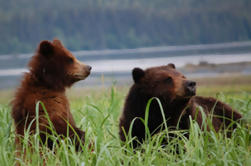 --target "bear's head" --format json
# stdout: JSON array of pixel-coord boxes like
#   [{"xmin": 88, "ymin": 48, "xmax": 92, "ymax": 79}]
[
  {"xmin": 132, "ymin": 64, "xmax": 196, "ymax": 101},
  {"xmin": 29, "ymin": 39, "xmax": 92, "ymax": 90}
]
